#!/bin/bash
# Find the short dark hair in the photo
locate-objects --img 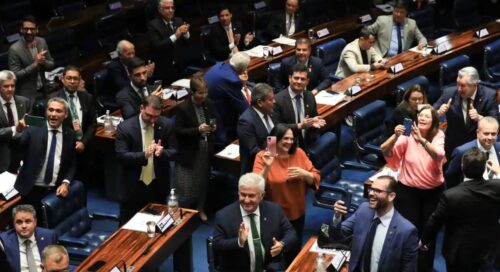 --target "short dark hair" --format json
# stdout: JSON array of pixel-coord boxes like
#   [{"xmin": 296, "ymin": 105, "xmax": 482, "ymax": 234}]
[
  {"xmin": 290, "ymin": 63, "xmax": 309, "ymax": 76},
  {"xmin": 270, "ymin": 124, "xmax": 297, "ymax": 154},
  {"xmin": 190, "ymin": 72, "xmax": 208, "ymax": 94},
  {"xmin": 218, "ymin": 5, "xmax": 232, "ymax": 15},
  {"xmin": 359, "ymin": 27, "xmax": 372, "ymax": 39},
  {"xmin": 393, "ymin": 0, "xmax": 408, "ymax": 11},
  {"xmin": 62, "ymin": 65, "xmax": 81, "ymax": 77},
  {"xmin": 251, "ymin": 83, "xmax": 273, "ymax": 106},
  {"xmin": 402, "ymin": 84, "xmax": 427, "ymax": 104},
  {"xmin": 295, "ymin": 38, "xmax": 312, "ymax": 49},
  {"xmin": 378, "ymin": 175, "xmax": 398, "ymax": 193},
  {"xmin": 127, "ymin": 57, "xmax": 146, "ymax": 73},
  {"xmin": 22, "ymin": 15, "xmax": 37, "ymax": 26},
  {"xmin": 142, "ymin": 95, "xmax": 164, "ymax": 110},
  {"xmin": 462, "ymin": 147, "xmax": 487, "ymax": 179}
]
